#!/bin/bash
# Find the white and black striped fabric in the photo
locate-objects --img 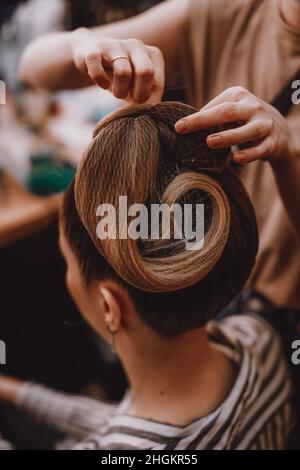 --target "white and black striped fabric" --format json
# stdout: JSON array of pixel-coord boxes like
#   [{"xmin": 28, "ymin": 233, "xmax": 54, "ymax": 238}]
[{"xmin": 17, "ymin": 314, "xmax": 293, "ymax": 450}]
